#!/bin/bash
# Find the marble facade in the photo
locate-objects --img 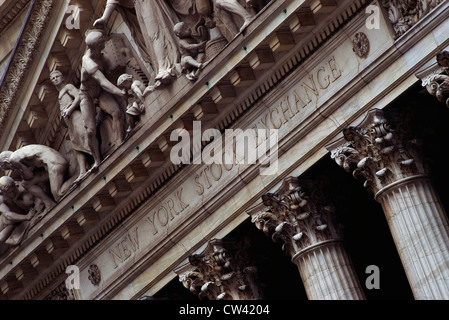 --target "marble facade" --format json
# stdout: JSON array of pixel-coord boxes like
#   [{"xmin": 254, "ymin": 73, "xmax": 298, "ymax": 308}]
[{"xmin": 0, "ymin": 0, "xmax": 448, "ymax": 301}]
